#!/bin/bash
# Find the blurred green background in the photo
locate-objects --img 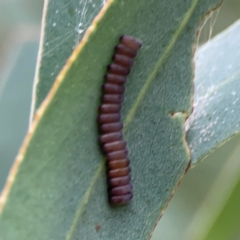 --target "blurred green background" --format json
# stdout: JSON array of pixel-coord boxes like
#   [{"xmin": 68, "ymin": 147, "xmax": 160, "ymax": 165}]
[{"xmin": 0, "ymin": 0, "xmax": 240, "ymax": 239}]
